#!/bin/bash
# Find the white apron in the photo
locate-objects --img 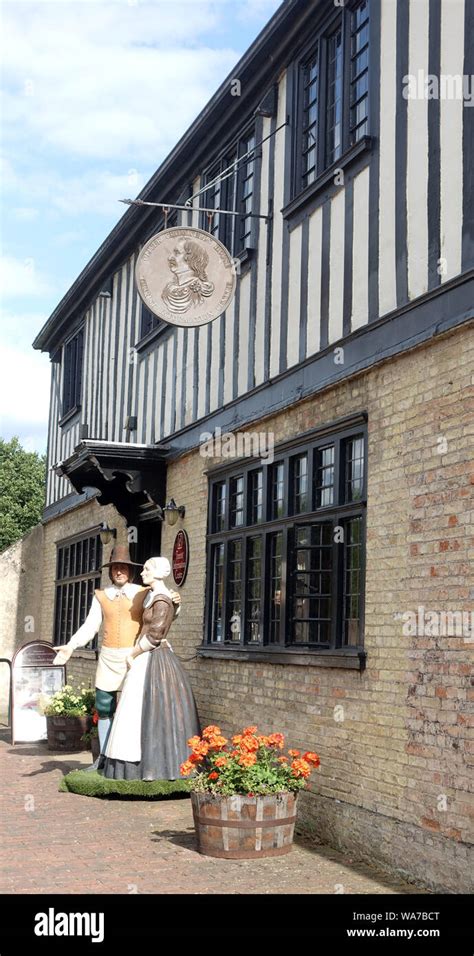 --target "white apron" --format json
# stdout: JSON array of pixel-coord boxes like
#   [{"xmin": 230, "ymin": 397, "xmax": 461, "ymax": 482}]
[
  {"xmin": 95, "ymin": 646, "xmax": 130, "ymax": 692},
  {"xmin": 104, "ymin": 652, "xmax": 149, "ymax": 762}
]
